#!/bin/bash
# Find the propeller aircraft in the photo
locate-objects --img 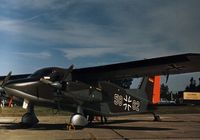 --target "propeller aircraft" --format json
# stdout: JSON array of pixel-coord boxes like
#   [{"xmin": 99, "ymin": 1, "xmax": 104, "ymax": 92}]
[{"xmin": 0, "ymin": 53, "xmax": 199, "ymax": 129}]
